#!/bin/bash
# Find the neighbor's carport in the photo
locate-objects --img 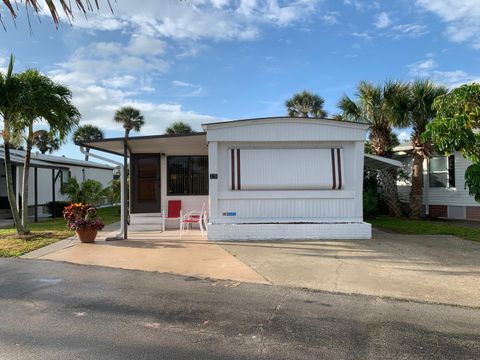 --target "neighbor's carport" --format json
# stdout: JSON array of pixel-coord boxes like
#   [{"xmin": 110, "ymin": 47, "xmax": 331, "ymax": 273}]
[{"xmin": 0, "ymin": 149, "xmax": 69, "ymax": 222}]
